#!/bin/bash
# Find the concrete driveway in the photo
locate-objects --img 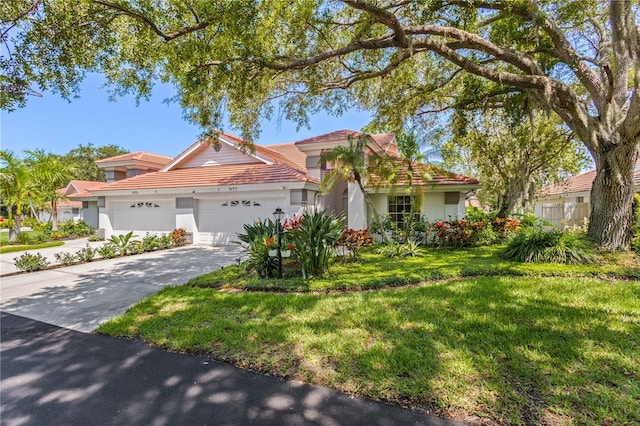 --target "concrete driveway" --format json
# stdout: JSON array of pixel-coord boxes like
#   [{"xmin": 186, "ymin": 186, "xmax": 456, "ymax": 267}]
[{"xmin": 0, "ymin": 245, "xmax": 242, "ymax": 332}]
